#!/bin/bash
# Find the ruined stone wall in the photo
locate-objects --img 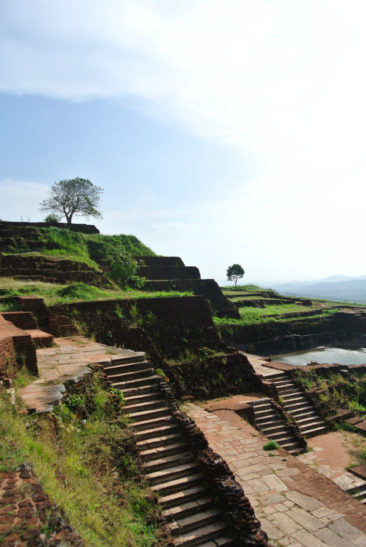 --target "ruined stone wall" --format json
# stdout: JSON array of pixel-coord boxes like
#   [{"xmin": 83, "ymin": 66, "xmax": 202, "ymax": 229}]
[
  {"xmin": 1, "ymin": 312, "xmax": 37, "ymax": 330},
  {"xmin": 0, "ymin": 220, "xmax": 99, "ymax": 234},
  {"xmin": 0, "ymin": 254, "xmax": 111, "ymax": 287},
  {"xmin": 137, "ymin": 265, "xmax": 201, "ymax": 280},
  {"xmin": 169, "ymin": 352, "xmax": 258, "ymax": 399},
  {"xmin": 135, "ymin": 256, "xmax": 184, "ymax": 267},
  {"xmin": 143, "ymin": 279, "xmax": 240, "ymax": 318},
  {"xmin": 48, "ymin": 296, "xmax": 220, "ymax": 359},
  {"xmin": 0, "ymin": 316, "xmax": 38, "ymax": 379}
]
